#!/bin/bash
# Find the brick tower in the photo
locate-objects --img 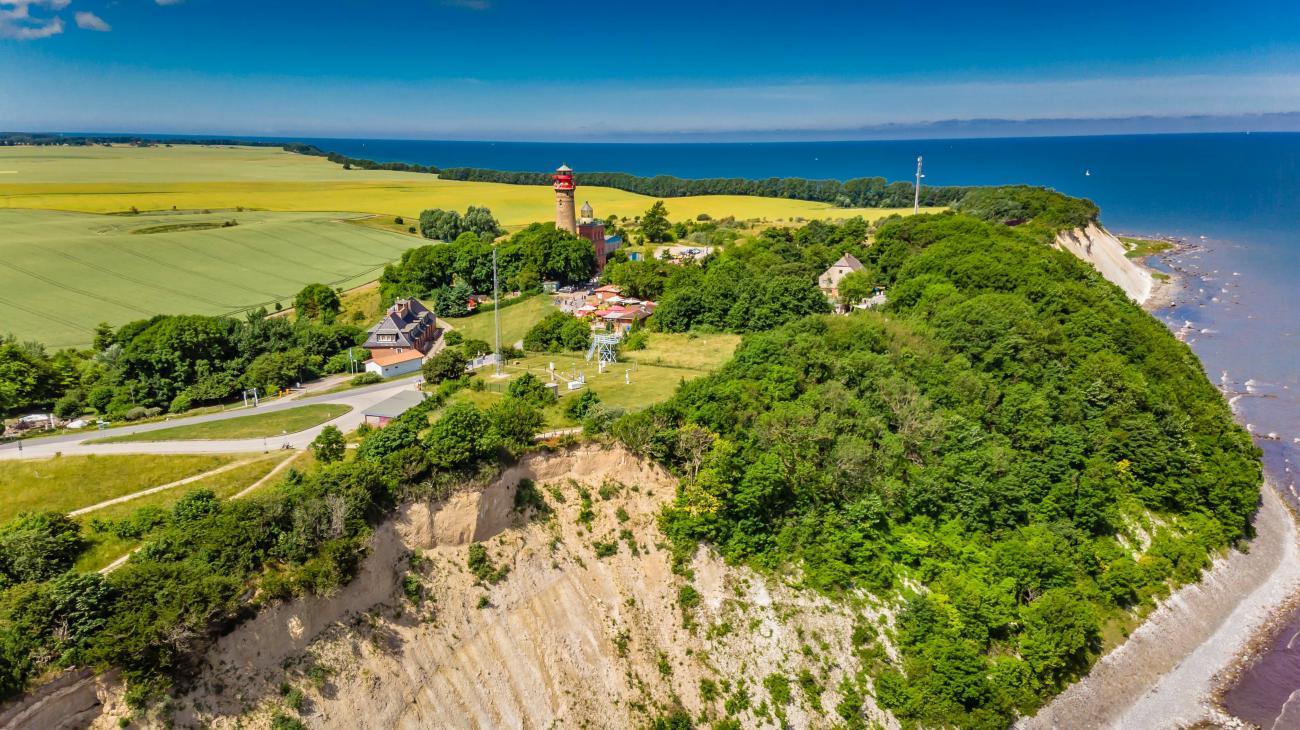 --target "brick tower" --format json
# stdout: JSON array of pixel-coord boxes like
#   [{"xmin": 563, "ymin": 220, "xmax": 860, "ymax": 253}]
[{"xmin": 553, "ymin": 164, "xmax": 576, "ymax": 234}]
